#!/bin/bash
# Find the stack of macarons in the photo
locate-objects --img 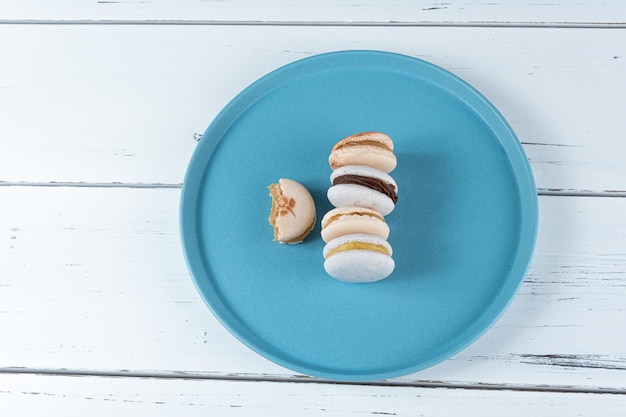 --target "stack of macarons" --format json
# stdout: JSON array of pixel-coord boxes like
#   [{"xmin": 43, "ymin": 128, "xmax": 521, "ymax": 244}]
[{"xmin": 321, "ymin": 132, "xmax": 398, "ymax": 283}]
